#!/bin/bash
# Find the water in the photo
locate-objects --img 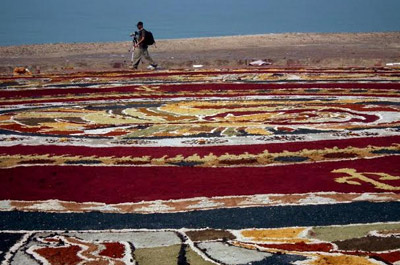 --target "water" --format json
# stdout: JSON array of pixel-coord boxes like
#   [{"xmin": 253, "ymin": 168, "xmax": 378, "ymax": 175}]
[{"xmin": 0, "ymin": 0, "xmax": 399, "ymax": 46}]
